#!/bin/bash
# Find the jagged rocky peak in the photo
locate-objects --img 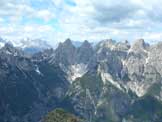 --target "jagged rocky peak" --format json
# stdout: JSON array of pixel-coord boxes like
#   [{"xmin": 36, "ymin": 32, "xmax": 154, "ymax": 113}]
[
  {"xmin": 124, "ymin": 40, "xmax": 129, "ymax": 44},
  {"xmin": 152, "ymin": 41, "xmax": 162, "ymax": 49},
  {"xmin": 77, "ymin": 40, "xmax": 94, "ymax": 64},
  {"xmin": 115, "ymin": 40, "xmax": 131, "ymax": 51},
  {"xmin": 50, "ymin": 38, "xmax": 76, "ymax": 66},
  {"xmin": 62, "ymin": 38, "xmax": 74, "ymax": 47},
  {"xmin": 3, "ymin": 42, "xmax": 14, "ymax": 49},
  {"xmin": 123, "ymin": 40, "xmax": 130, "ymax": 47},
  {"xmin": 81, "ymin": 40, "xmax": 91, "ymax": 47},
  {"xmin": 0, "ymin": 43, "xmax": 30, "ymax": 58},
  {"xmin": 56, "ymin": 38, "xmax": 76, "ymax": 52},
  {"xmin": 79, "ymin": 40, "xmax": 93, "ymax": 51},
  {"xmin": 104, "ymin": 38, "xmax": 115, "ymax": 43},
  {"xmin": 96, "ymin": 39, "xmax": 117, "ymax": 51},
  {"xmin": 101, "ymin": 39, "xmax": 115, "ymax": 46},
  {"xmin": 32, "ymin": 48, "xmax": 54, "ymax": 62},
  {"xmin": 147, "ymin": 41, "xmax": 162, "ymax": 75},
  {"xmin": 1, "ymin": 43, "xmax": 17, "ymax": 54},
  {"xmin": 131, "ymin": 39, "xmax": 149, "ymax": 51}
]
